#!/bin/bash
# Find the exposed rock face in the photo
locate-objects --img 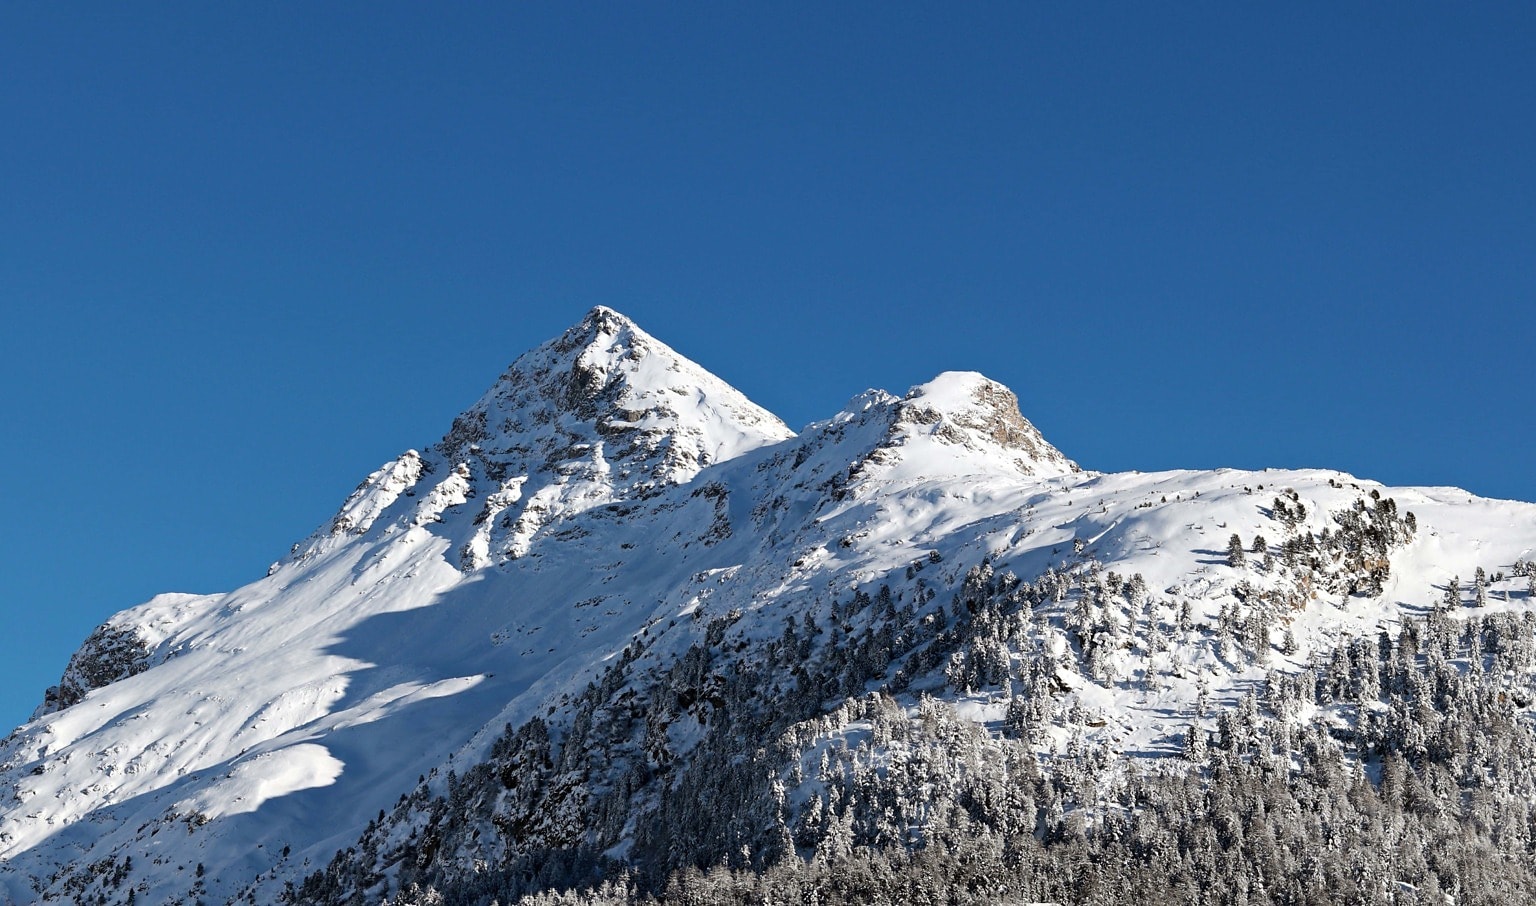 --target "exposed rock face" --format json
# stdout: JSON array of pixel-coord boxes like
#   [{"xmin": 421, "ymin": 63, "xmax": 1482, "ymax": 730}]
[{"xmin": 32, "ymin": 622, "xmax": 151, "ymax": 719}]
